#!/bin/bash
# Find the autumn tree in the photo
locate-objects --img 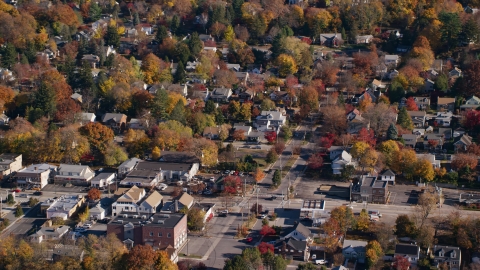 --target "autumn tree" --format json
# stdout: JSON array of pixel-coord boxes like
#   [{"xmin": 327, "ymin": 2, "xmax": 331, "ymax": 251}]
[
  {"xmin": 79, "ymin": 122, "xmax": 114, "ymax": 160},
  {"xmin": 125, "ymin": 245, "xmax": 157, "ymax": 270},
  {"xmin": 393, "ymin": 255, "xmax": 411, "ymax": 270},
  {"xmin": 87, "ymin": 188, "xmax": 101, "ymax": 201},
  {"xmin": 395, "ymin": 214, "xmax": 417, "ymax": 238},
  {"xmin": 257, "ymin": 242, "xmax": 274, "ymax": 255},
  {"xmin": 366, "ymin": 240, "xmax": 383, "ymax": 268},
  {"xmin": 330, "ymin": 205, "xmax": 355, "ymax": 235},
  {"xmin": 298, "ymin": 86, "xmax": 319, "ymax": 110},
  {"xmin": 276, "ymin": 54, "xmax": 298, "ymax": 77},
  {"xmin": 451, "ymin": 153, "xmax": 478, "ymax": 170},
  {"xmin": 409, "ymin": 36, "xmax": 435, "ymax": 70},
  {"xmin": 254, "ymin": 168, "xmax": 265, "ymax": 183},
  {"xmin": 405, "ymin": 97, "xmax": 419, "ymax": 111},
  {"xmin": 266, "ymin": 148, "xmax": 278, "ymax": 164},
  {"xmin": 391, "ymin": 149, "xmax": 417, "ymax": 178},
  {"xmin": 307, "ymin": 153, "xmax": 324, "ymax": 170},
  {"xmin": 414, "ymin": 159, "xmax": 435, "ymax": 182},
  {"xmin": 356, "ymin": 209, "xmax": 370, "ymax": 231},
  {"xmin": 251, "ymin": 203, "xmax": 263, "ymax": 215},
  {"xmin": 322, "ymin": 105, "xmax": 347, "ymax": 135},
  {"xmin": 377, "ymin": 140, "xmax": 400, "ymax": 168}
]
